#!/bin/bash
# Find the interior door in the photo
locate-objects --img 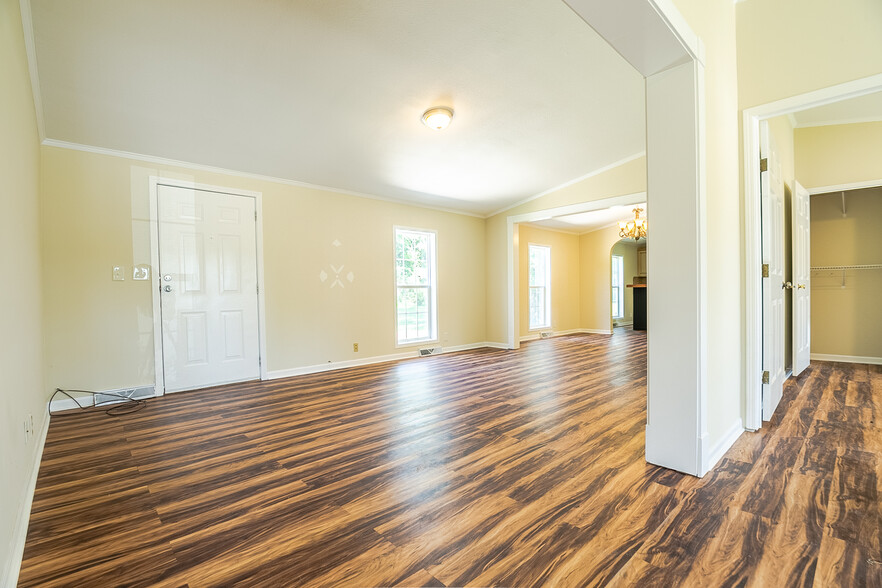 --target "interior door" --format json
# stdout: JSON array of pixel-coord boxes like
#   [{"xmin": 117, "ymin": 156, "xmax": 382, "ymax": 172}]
[
  {"xmin": 158, "ymin": 184, "xmax": 260, "ymax": 392},
  {"xmin": 792, "ymin": 181, "xmax": 811, "ymax": 376},
  {"xmin": 761, "ymin": 122, "xmax": 785, "ymax": 420}
]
